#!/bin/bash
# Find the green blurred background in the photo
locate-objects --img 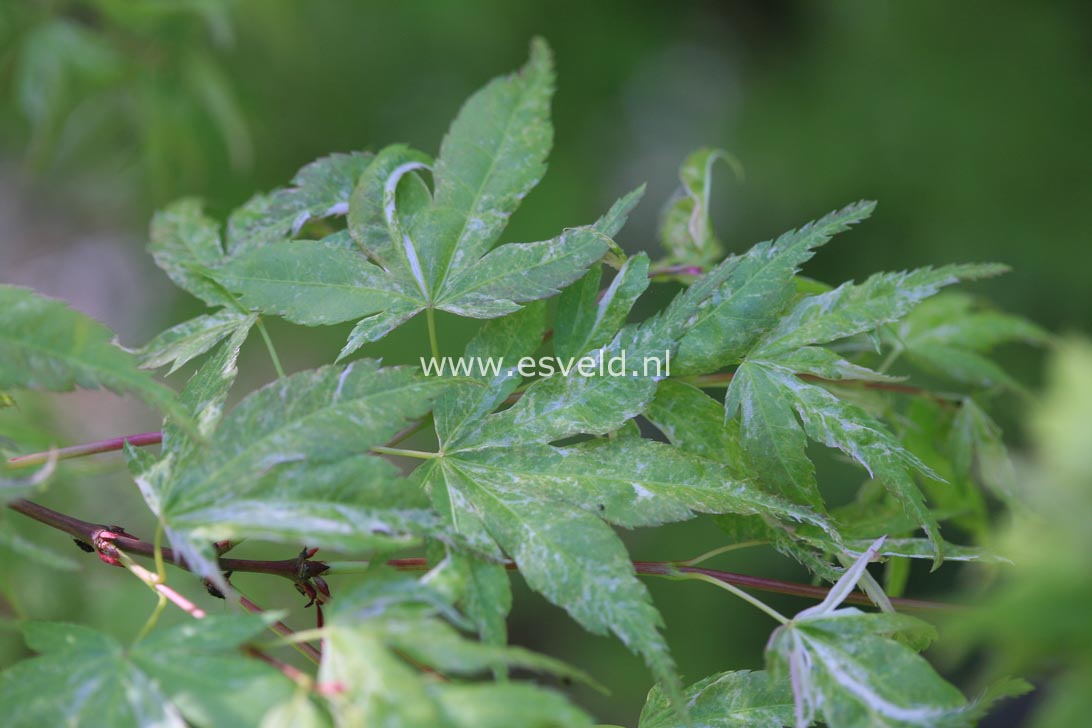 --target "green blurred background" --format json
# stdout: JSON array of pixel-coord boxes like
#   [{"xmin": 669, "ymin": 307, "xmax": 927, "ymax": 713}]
[{"xmin": 0, "ymin": 1, "xmax": 1088, "ymax": 724}]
